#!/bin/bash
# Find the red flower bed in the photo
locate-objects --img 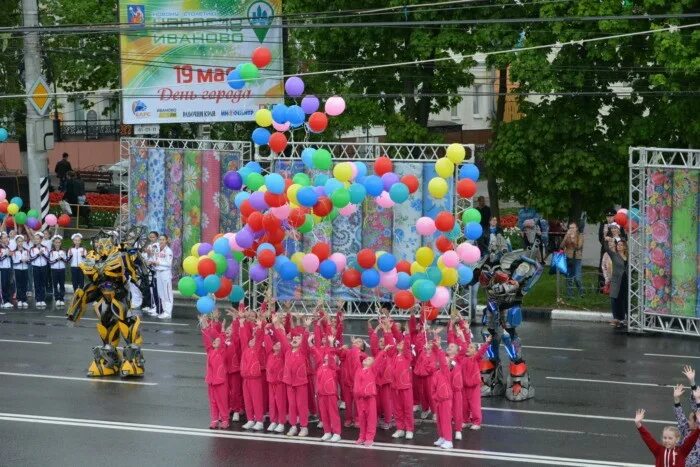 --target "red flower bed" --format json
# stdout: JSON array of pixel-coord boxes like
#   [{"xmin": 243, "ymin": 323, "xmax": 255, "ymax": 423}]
[
  {"xmin": 49, "ymin": 192, "xmax": 126, "ymax": 207},
  {"xmin": 500, "ymin": 214, "xmax": 518, "ymax": 228}
]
